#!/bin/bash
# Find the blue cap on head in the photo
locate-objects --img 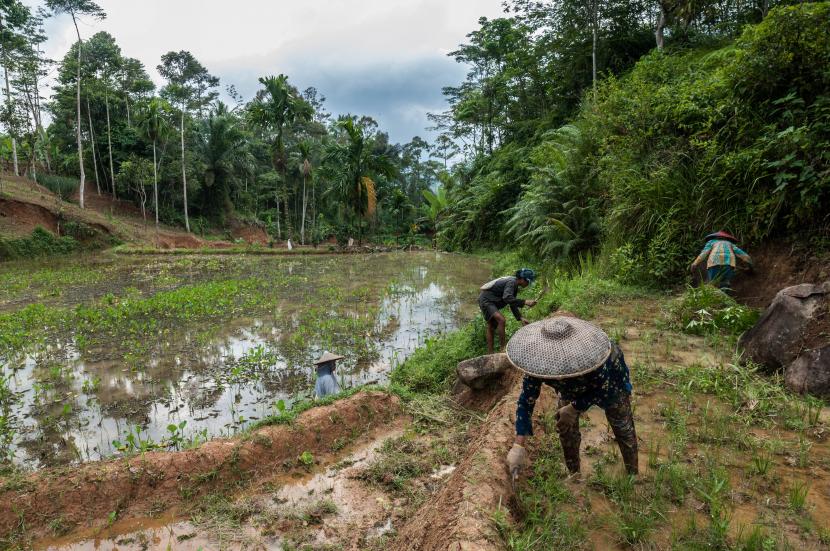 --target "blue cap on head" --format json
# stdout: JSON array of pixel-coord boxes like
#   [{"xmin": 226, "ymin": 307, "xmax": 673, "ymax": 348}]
[{"xmin": 516, "ymin": 268, "xmax": 536, "ymax": 283}]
